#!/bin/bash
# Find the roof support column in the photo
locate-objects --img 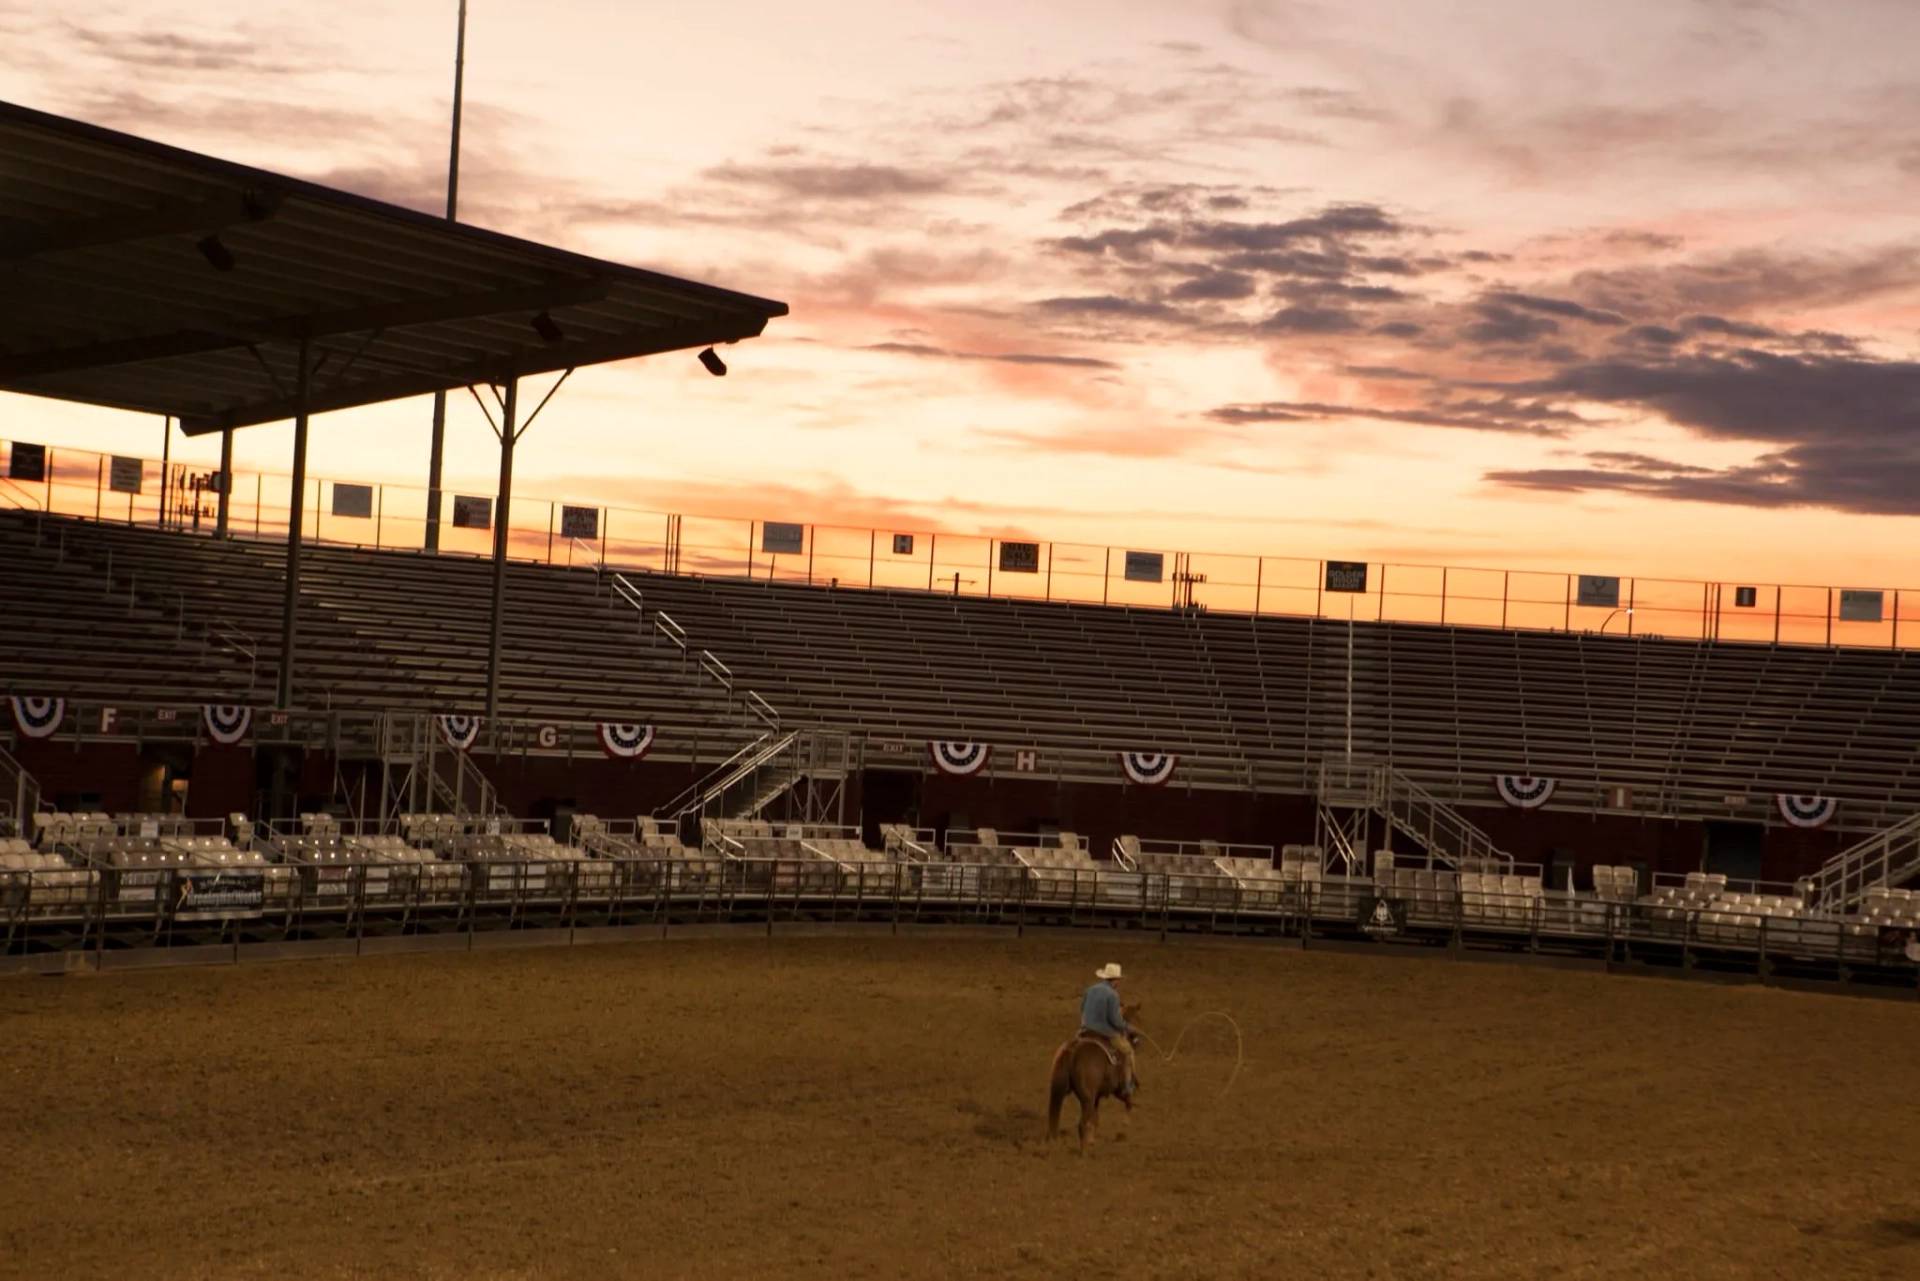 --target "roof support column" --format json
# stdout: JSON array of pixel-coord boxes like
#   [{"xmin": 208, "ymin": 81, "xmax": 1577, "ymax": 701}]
[
  {"xmin": 276, "ymin": 337, "xmax": 311, "ymax": 708},
  {"xmin": 484, "ymin": 375, "xmax": 519, "ymax": 725},
  {"xmin": 425, "ymin": 392, "xmax": 446, "ymax": 552},
  {"xmin": 214, "ymin": 426, "xmax": 233, "ymax": 538}
]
